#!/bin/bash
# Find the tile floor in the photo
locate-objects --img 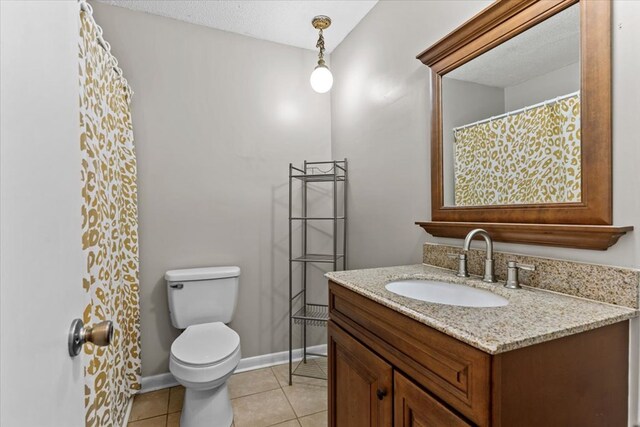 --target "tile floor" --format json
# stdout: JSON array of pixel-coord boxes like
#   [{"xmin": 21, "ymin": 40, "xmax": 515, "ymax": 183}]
[{"xmin": 128, "ymin": 360, "xmax": 327, "ymax": 427}]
